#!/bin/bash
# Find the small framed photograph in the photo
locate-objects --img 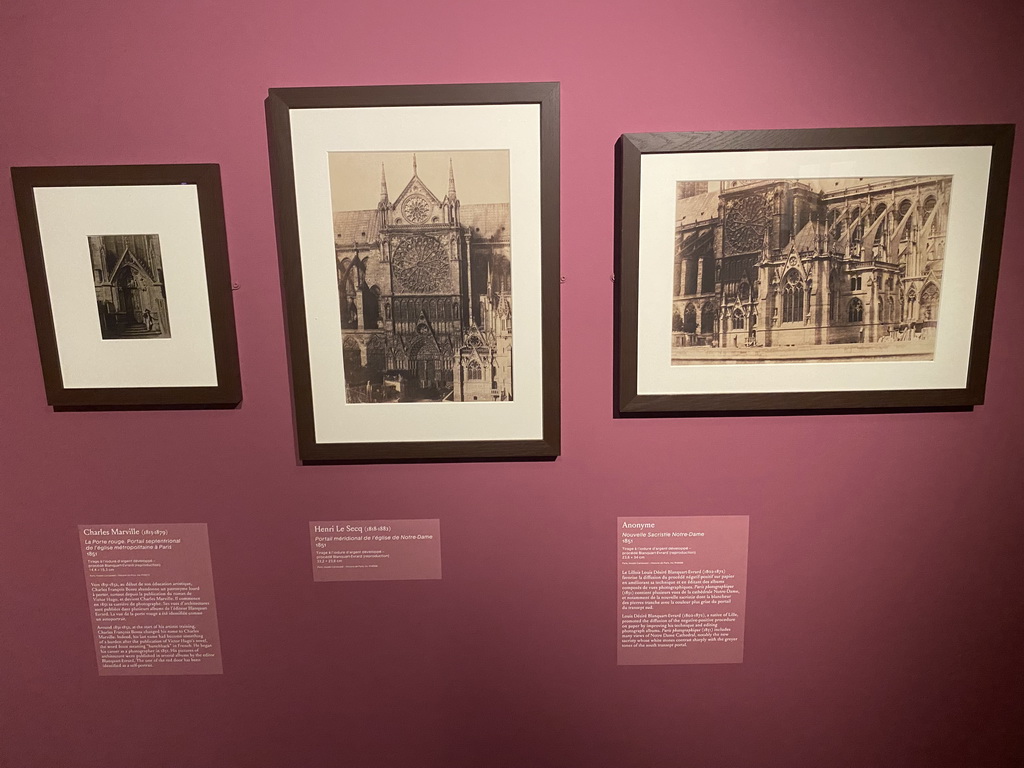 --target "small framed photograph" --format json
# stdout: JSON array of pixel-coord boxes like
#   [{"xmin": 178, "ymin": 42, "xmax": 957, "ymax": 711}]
[
  {"xmin": 266, "ymin": 82, "xmax": 560, "ymax": 462},
  {"xmin": 615, "ymin": 125, "xmax": 1014, "ymax": 415},
  {"xmin": 12, "ymin": 164, "xmax": 242, "ymax": 409}
]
